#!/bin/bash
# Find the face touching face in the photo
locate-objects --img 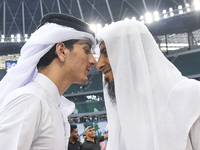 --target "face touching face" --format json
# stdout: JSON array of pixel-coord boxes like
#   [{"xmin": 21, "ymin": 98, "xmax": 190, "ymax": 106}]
[
  {"xmin": 65, "ymin": 39, "xmax": 96, "ymax": 84},
  {"xmin": 96, "ymin": 41, "xmax": 114, "ymax": 83},
  {"xmin": 86, "ymin": 127, "xmax": 96, "ymax": 138}
]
